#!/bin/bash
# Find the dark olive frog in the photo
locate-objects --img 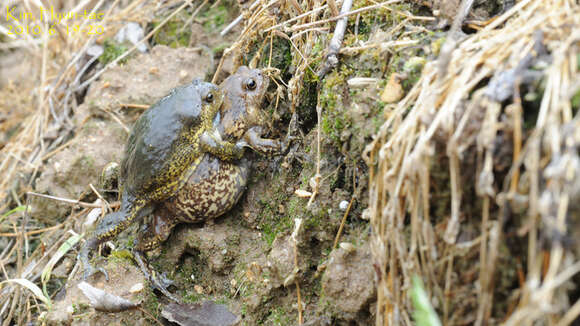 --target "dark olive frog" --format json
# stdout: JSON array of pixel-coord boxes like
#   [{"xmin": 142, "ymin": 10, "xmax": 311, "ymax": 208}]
[
  {"xmin": 79, "ymin": 79, "xmax": 245, "ymax": 280},
  {"xmin": 136, "ymin": 66, "xmax": 283, "ymax": 252}
]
